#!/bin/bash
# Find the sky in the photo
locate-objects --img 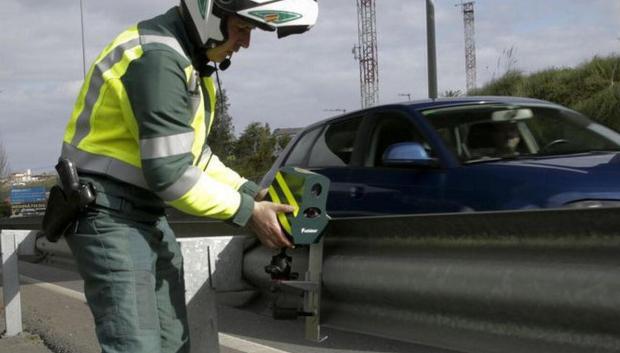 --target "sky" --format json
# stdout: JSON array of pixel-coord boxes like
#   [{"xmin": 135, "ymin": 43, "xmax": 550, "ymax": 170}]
[{"xmin": 0, "ymin": 0, "xmax": 619, "ymax": 173}]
